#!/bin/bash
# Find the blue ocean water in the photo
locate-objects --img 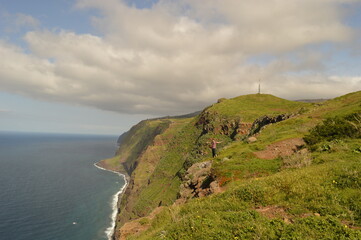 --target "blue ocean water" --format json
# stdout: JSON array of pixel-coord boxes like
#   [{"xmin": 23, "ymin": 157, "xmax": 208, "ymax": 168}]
[{"xmin": 0, "ymin": 132, "xmax": 125, "ymax": 240}]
